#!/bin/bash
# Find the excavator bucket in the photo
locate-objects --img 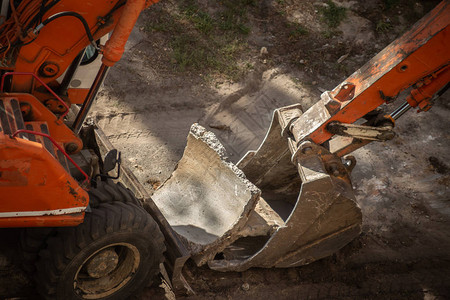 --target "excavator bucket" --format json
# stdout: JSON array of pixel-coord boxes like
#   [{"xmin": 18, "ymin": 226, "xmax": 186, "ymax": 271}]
[{"xmin": 153, "ymin": 103, "xmax": 362, "ymax": 271}]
